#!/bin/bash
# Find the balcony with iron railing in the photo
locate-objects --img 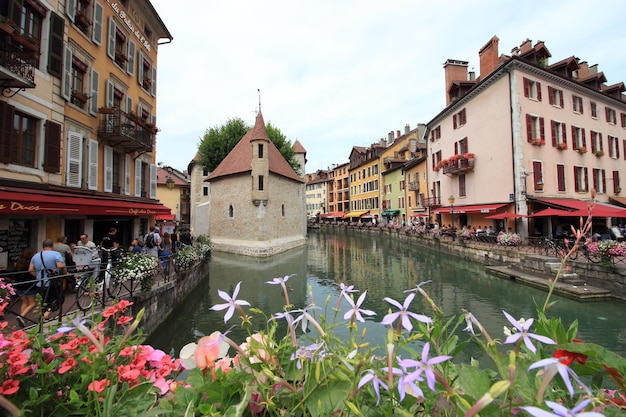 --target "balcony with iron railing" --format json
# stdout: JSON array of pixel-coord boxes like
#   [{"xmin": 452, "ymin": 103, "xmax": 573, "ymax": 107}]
[
  {"xmin": 97, "ymin": 108, "xmax": 155, "ymax": 153},
  {"xmin": 0, "ymin": 35, "xmax": 37, "ymax": 88},
  {"xmin": 408, "ymin": 182, "xmax": 419, "ymax": 191},
  {"xmin": 439, "ymin": 155, "xmax": 475, "ymax": 176},
  {"xmin": 422, "ymin": 196, "xmax": 441, "ymax": 208}
]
